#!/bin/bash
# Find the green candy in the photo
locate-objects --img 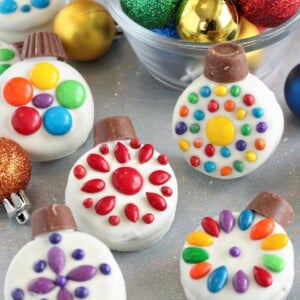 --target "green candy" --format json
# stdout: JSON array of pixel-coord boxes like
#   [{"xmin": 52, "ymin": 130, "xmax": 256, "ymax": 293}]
[
  {"xmin": 0, "ymin": 49, "xmax": 15, "ymax": 61},
  {"xmin": 0, "ymin": 64, "xmax": 11, "ymax": 75},
  {"xmin": 182, "ymin": 247, "xmax": 209, "ymax": 264},
  {"xmin": 262, "ymin": 254, "xmax": 285, "ymax": 272},
  {"xmin": 121, "ymin": 0, "xmax": 181, "ymax": 29}
]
